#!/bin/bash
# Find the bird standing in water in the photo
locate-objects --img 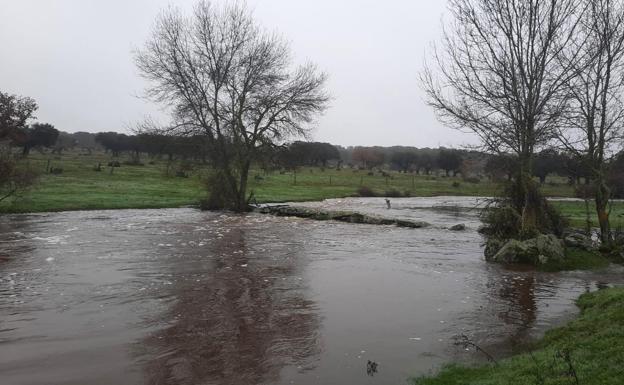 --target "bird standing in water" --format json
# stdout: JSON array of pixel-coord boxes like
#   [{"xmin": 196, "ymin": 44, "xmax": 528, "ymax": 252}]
[{"xmin": 385, "ymin": 199, "xmax": 391, "ymax": 209}]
